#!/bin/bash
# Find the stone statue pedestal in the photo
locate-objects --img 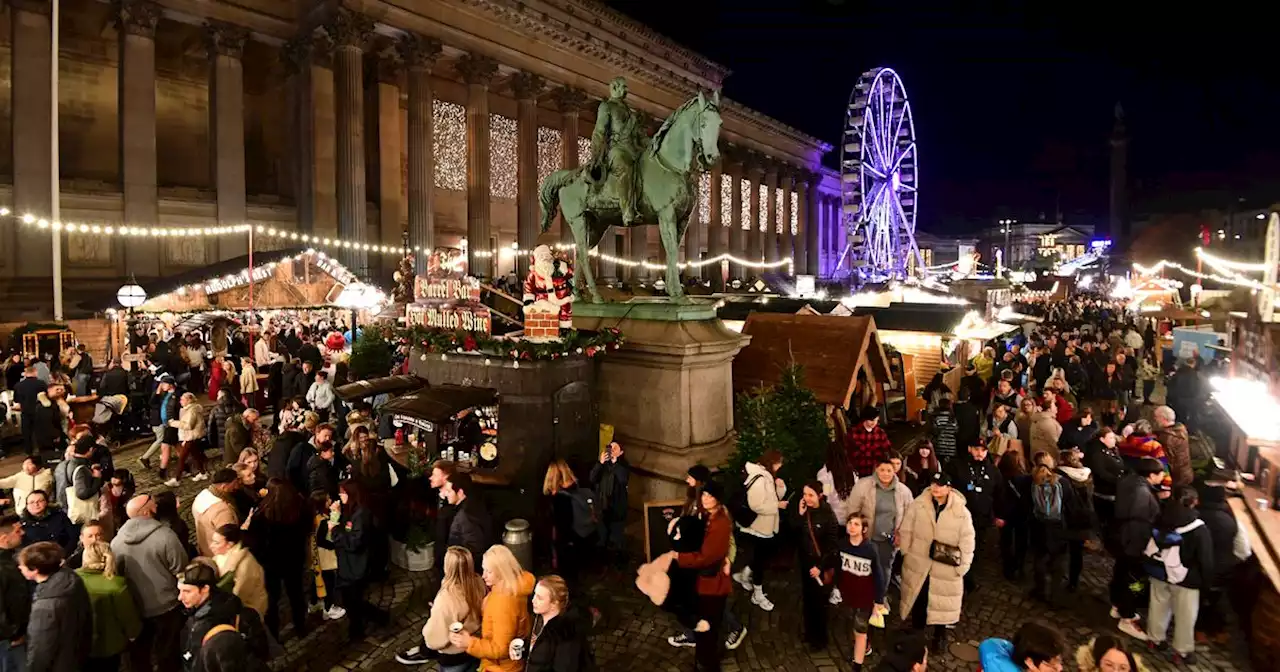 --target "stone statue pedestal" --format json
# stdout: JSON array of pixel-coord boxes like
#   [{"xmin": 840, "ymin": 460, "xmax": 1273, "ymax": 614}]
[{"xmin": 573, "ymin": 298, "xmax": 750, "ymax": 506}]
